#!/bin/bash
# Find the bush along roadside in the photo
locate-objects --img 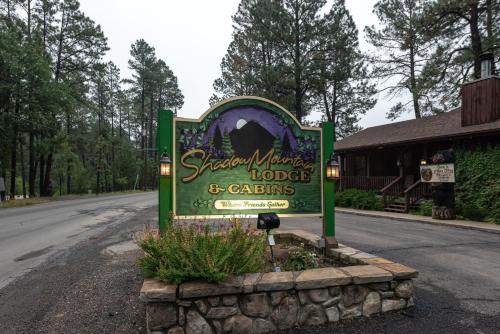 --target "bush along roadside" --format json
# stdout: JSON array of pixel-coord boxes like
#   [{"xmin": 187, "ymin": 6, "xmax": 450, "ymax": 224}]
[
  {"xmin": 455, "ymin": 146, "xmax": 500, "ymax": 224},
  {"xmin": 411, "ymin": 199, "xmax": 433, "ymax": 217},
  {"xmin": 138, "ymin": 222, "xmax": 267, "ymax": 284},
  {"xmin": 335, "ymin": 188, "xmax": 384, "ymax": 211}
]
